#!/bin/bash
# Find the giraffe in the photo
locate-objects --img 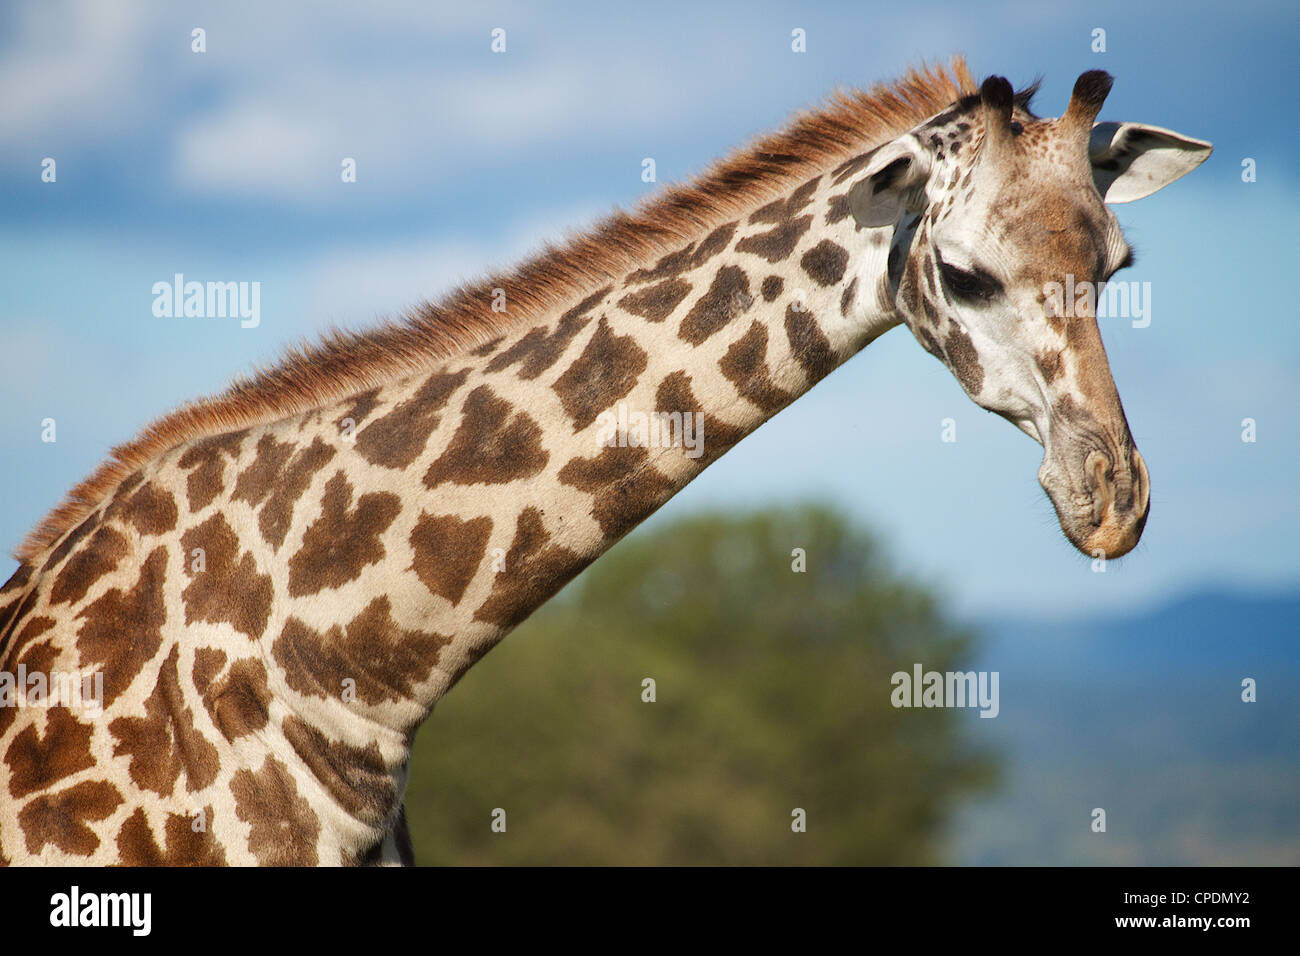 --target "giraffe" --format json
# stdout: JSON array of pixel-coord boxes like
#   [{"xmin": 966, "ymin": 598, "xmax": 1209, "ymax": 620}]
[{"xmin": 0, "ymin": 59, "xmax": 1210, "ymax": 865}]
